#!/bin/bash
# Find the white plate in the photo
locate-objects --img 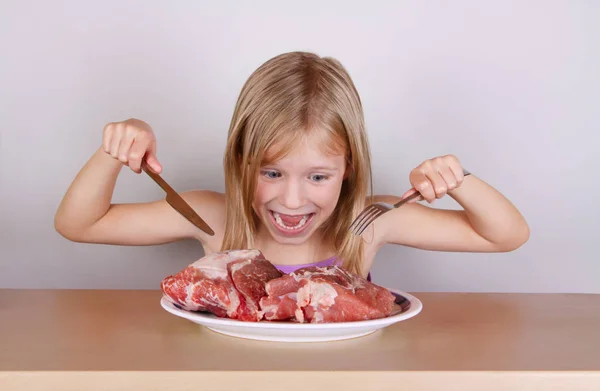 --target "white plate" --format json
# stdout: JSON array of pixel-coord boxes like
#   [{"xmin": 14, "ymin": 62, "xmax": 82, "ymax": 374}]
[{"xmin": 160, "ymin": 289, "xmax": 422, "ymax": 342}]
